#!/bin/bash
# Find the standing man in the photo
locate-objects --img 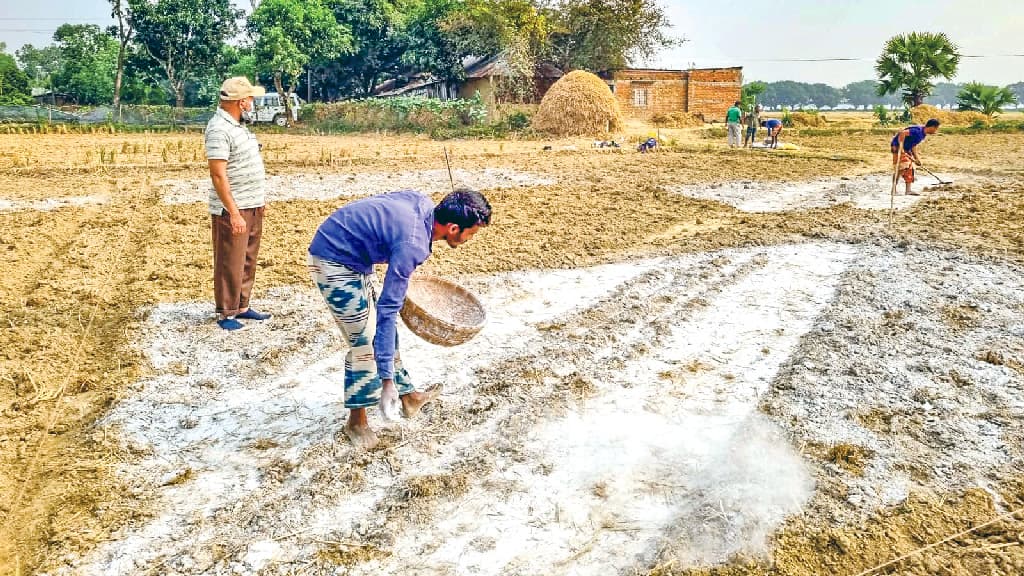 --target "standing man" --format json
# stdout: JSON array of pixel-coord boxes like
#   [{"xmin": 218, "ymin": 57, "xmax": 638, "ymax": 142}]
[
  {"xmin": 891, "ymin": 118, "xmax": 941, "ymax": 196},
  {"xmin": 308, "ymin": 188, "xmax": 492, "ymax": 450},
  {"xmin": 726, "ymin": 100, "xmax": 743, "ymax": 148},
  {"xmin": 743, "ymin": 104, "xmax": 761, "ymax": 148},
  {"xmin": 205, "ymin": 76, "xmax": 272, "ymax": 331}
]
